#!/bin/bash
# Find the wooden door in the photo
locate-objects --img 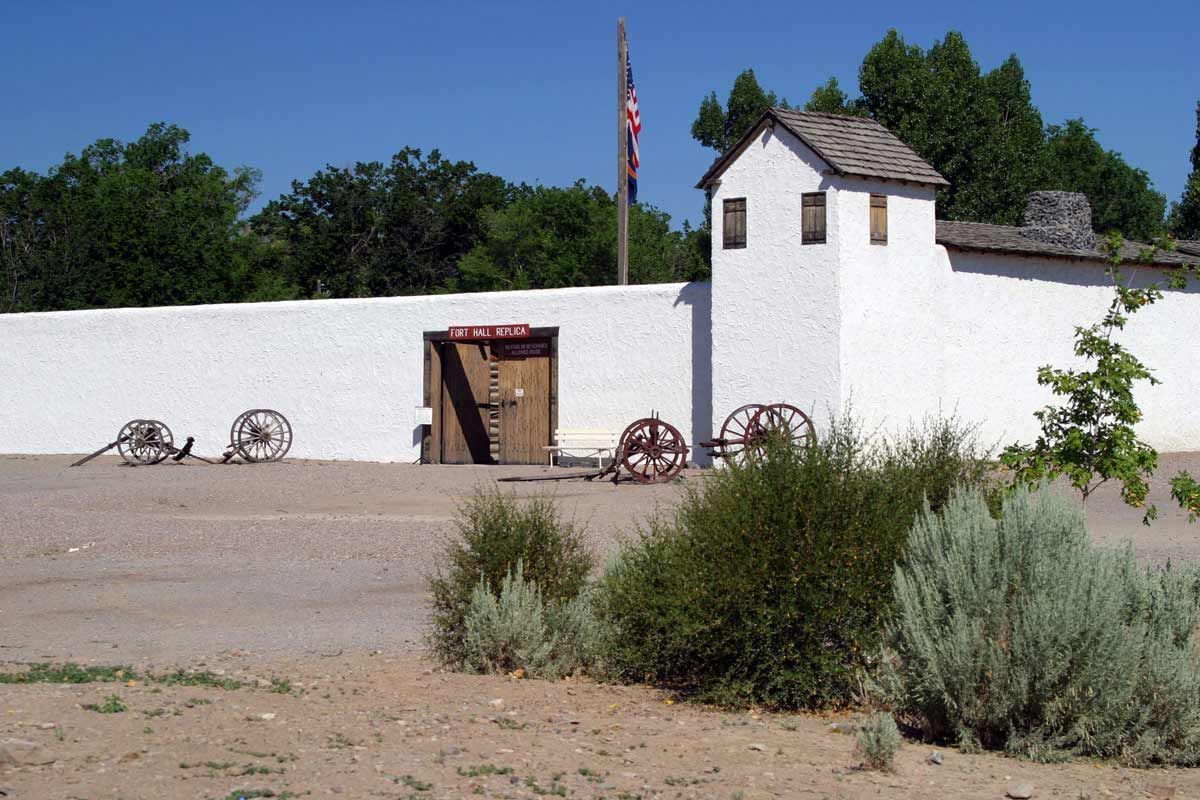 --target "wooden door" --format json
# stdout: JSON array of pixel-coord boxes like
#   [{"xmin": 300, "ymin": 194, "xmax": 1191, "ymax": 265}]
[
  {"xmin": 496, "ymin": 339, "xmax": 552, "ymax": 465},
  {"xmin": 439, "ymin": 341, "xmax": 493, "ymax": 464}
]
